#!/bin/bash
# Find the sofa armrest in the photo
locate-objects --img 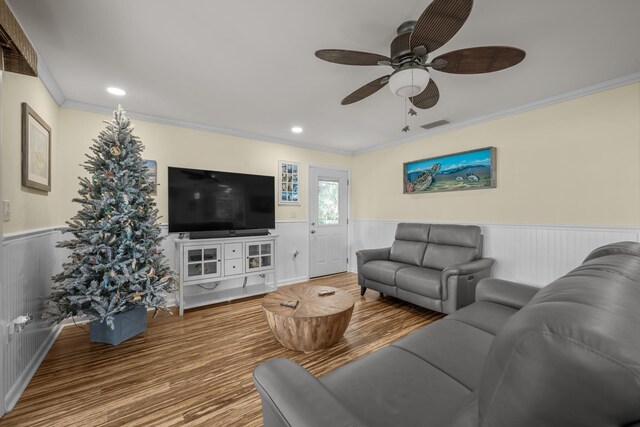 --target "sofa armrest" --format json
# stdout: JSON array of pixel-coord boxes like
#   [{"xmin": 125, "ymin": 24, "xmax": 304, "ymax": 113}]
[
  {"xmin": 357, "ymin": 247, "xmax": 391, "ymax": 287},
  {"xmin": 253, "ymin": 358, "xmax": 366, "ymax": 427},
  {"xmin": 440, "ymin": 258, "xmax": 495, "ymax": 309},
  {"xmin": 443, "ymin": 258, "xmax": 495, "ymax": 279},
  {"xmin": 357, "ymin": 247, "xmax": 390, "ymax": 265},
  {"xmin": 475, "ymin": 278, "xmax": 540, "ymax": 310}
]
